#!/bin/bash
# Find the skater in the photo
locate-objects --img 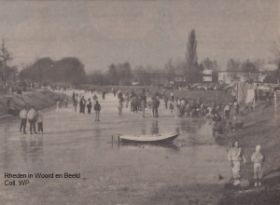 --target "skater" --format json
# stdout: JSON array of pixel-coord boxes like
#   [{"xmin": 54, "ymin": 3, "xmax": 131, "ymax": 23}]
[
  {"xmin": 87, "ymin": 99, "xmax": 92, "ymax": 114},
  {"xmin": 170, "ymin": 92, "xmax": 174, "ymax": 101},
  {"xmin": 118, "ymin": 92, "xmax": 124, "ymax": 116},
  {"xmin": 37, "ymin": 110, "xmax": 44, "ymax": 134},
  {"xmin": 27, "ymin": 107, "xmax": 37, "ymax": 134},
  {"xmin": 152, "ymin": 95, "xmax": 160, "ymax": 118},
  {"xmin": 19, "ymin": 106, "xmax": 28, "ymax": 134},
  {"xmin": 94, "ymin": 100, "xmax": 101, "ymax": 121},
  {"xmin": 125, "ymin": 92, "xmax": 130, "ymax": 108},
  {"xmin": 79, "ymin": 96, "xmax": 86, "ymax": 114},
  {"xmin": 169, "ymin": 102, "xmax": 174, "ymax": 113},
  {"xmin": 56, "ymin": 100, "xmax": 60, "ymax": 112},
  {"xmin": 227, "ymin": 141, "xmax": 246, "ymax": 186},
  {"xmin": 73, "ymin": 97, "xmax": 78, "ymax": 112},
  {"xmin": 102, "ymin": 91, "xmax": 106, "ymax": 100},
  {"xmin": 224, "ymin": 104, "xmax": 231, "ymax": 119},
  {"xmin": 93, "ymin": 94, "xmax": 98, "ymax": 102},
  {"xmin": 251, "ymin": 145, "xmax": 265, "ymax": 187},
  {"xmin": 140, "ymin": 92, "xmax": 146, "ymax": 118},
  {"xmin": 164, "ymin": 95, "xmax": 168, "ymax": 109}
]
